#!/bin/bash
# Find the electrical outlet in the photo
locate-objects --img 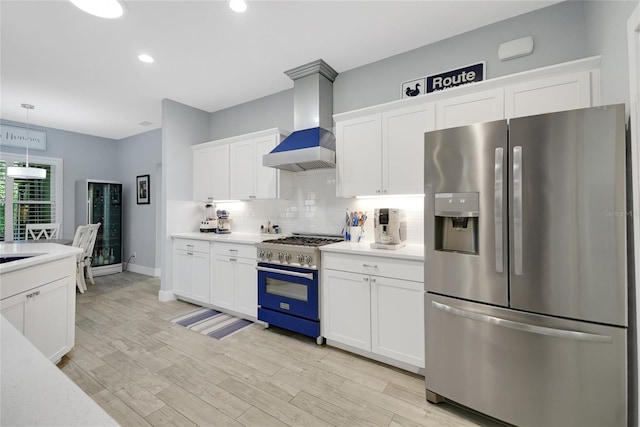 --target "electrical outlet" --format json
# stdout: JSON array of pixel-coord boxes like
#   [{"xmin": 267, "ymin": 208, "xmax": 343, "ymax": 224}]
[{"xmin": 133, "ymin": 251, "xmax": 137, "ymax": 258}]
